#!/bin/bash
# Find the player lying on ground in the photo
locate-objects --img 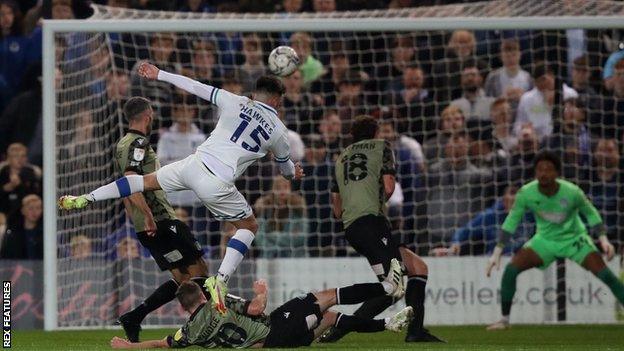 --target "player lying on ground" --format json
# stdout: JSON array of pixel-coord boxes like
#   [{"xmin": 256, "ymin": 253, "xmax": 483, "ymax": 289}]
[
  {"xmin": 104, "ymin": 96, "xmax": 209, "ymax": 342},
  {"xmin": 110, "ymin": 259, "xmax": 412, "ymax": 349},
  {"xmin": 59, "ymin": 62, "xmax": 304, "ymax": 315},
  {"xmin": 324, "ymin": 115, "xmax": 442, "ymax": 343},
  {"xmin": 486, "ymin": 150, "xmax": 624, "ymax": 330}
]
